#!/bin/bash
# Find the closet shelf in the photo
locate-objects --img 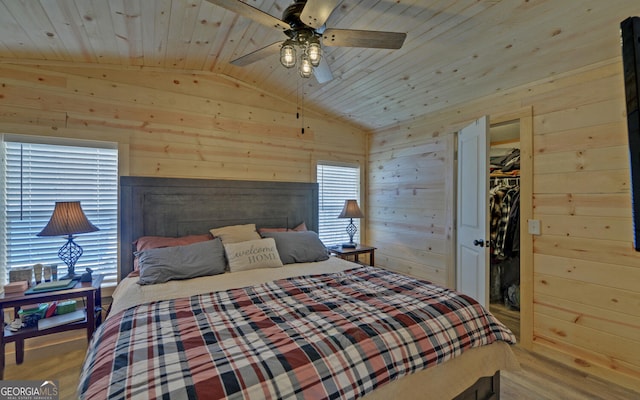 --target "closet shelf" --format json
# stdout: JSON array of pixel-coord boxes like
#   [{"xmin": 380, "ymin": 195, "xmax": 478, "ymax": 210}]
[{"xmin": 490, "ymin": 172, "xmax": 520, "ymax": 178}]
